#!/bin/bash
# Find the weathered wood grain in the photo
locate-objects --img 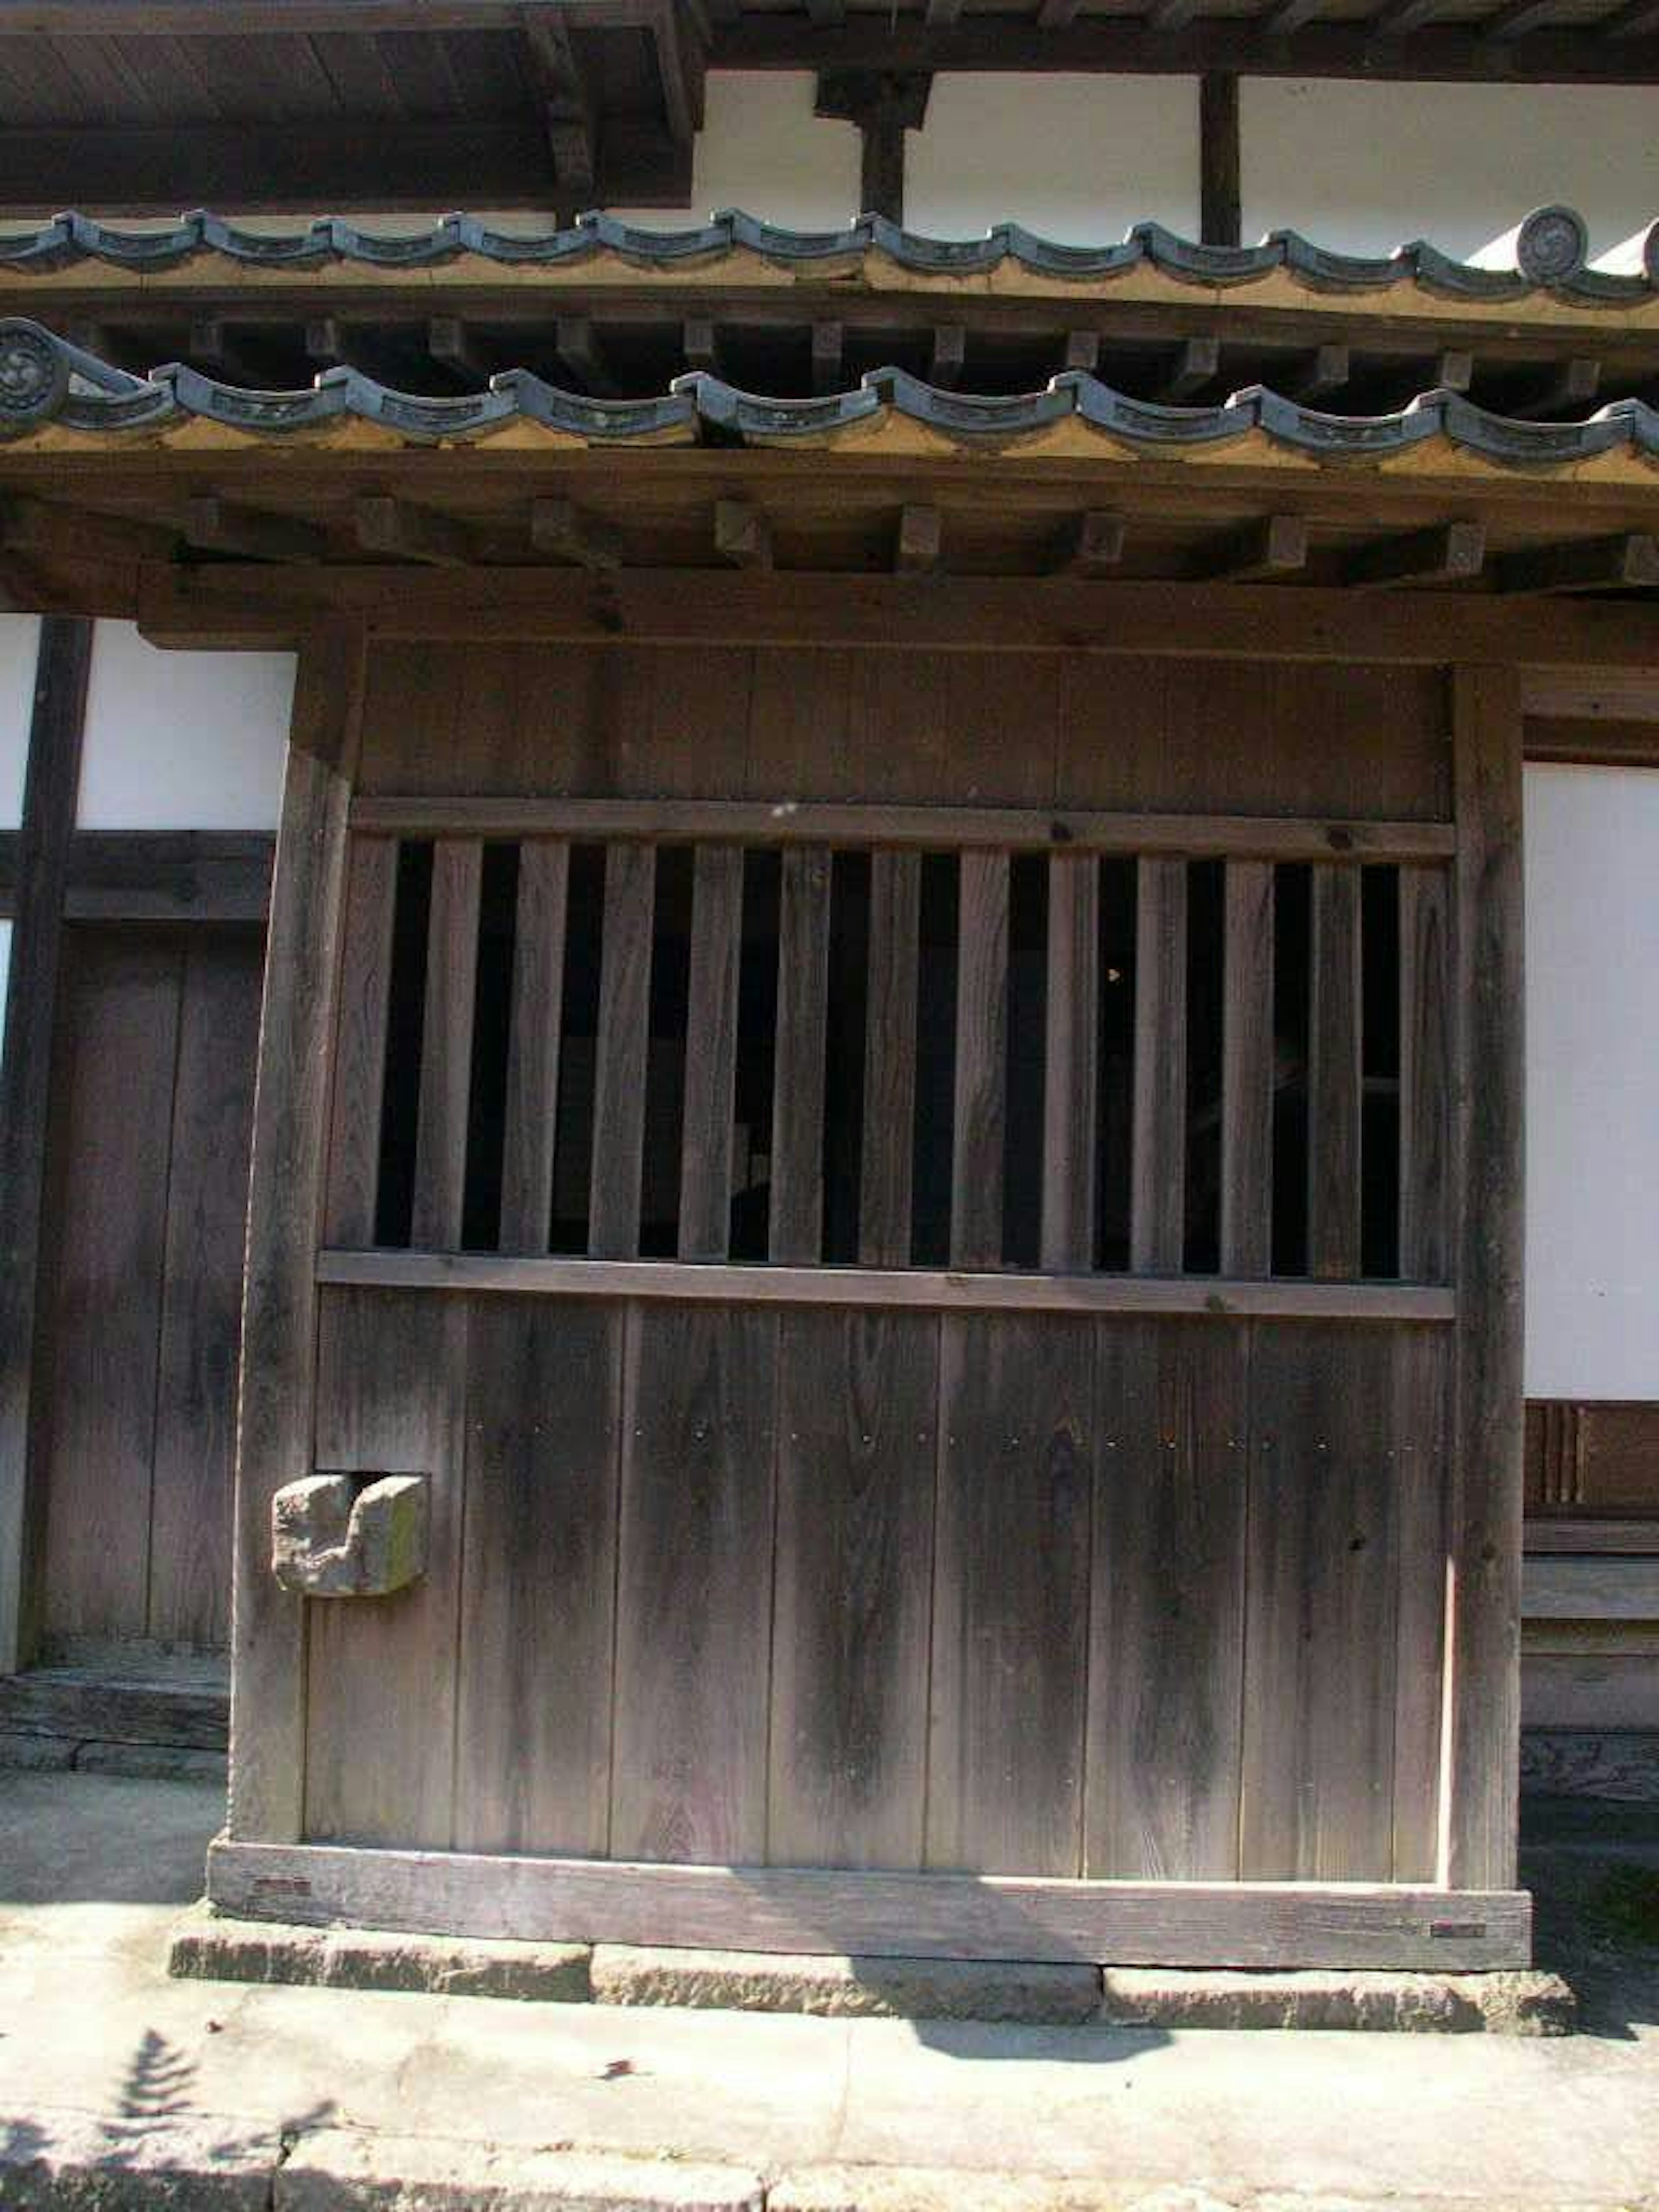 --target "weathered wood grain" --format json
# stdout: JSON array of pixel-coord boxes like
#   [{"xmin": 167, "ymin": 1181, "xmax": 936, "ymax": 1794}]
[
  {"xmin": 1041, "ymin": 852, "xmax": 1099, "ymax": 1272},
  {"xmin": 322, "ymin": 835, "xmax": 398, "ymax": 1248},
  {"xmin": 769, "ymin": 844, "xmax": 832, "ymax": 1263},
  {"xmin": 1398, "ymin": 864, "xmax": 1452, "ymax": 1284},
  {"xmin": 1392, "ymin": 1325, "xmax": 1451, "ymax": 1883},
  {"xmin": 1307, "ymin": 864, "xmax": 1363, "ymax": 1281},
  {"xmin": 410, "ymin": 836, "xmax": 482, "ymax": 1251},
  {"xmin": 499, "ymin": 839, "xmax": 570, "ymax": 1255},
  {"xmin": 859, "ymin": 850, "xmax": 920, "ymax": 1268},
  {"xmin": 1088, "ymin": 1318, "xmax": 1249, "ymax": 1880},
  {"xmin": 769, "ymin": 1308, "xmax": 938, "ymax": 1871},
  {"xmin": 950, "ymin": 849, "xmax": 1009, "ymax": 1270},
  {"xmin": 678, "ymin": 845, "xmax": 744, "ymax": 1260},
  {"xmin": 1130, "ymin": 857, "xmax": 1187, "ymax": 1274},
  {"xmin": 1220, "ymin": 859, "xmax": 1274, "ymax": 1278},
  {"xmin": 588, "ymin": 842, "xmax": 655, "ymax": 1259}
]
